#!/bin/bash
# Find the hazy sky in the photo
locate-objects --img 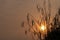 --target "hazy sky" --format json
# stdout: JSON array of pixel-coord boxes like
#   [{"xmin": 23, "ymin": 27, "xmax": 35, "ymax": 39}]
[{"xmin": 0, "ymin": 0, "xmax": 60, "ymax": 40}]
